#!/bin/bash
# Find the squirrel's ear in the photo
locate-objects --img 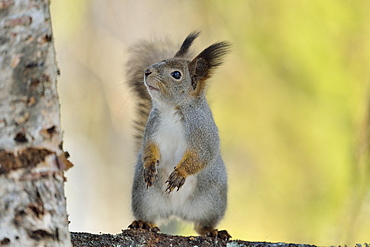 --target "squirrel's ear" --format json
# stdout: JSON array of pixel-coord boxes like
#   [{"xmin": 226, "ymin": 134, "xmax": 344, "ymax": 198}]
[
  {"xmin": 174, "ymin": 31, "xmax": 200, "ymax": 58},
  {"xmin": 189, "ymin": 41, "xmax": 230, "ymax": 95}
]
